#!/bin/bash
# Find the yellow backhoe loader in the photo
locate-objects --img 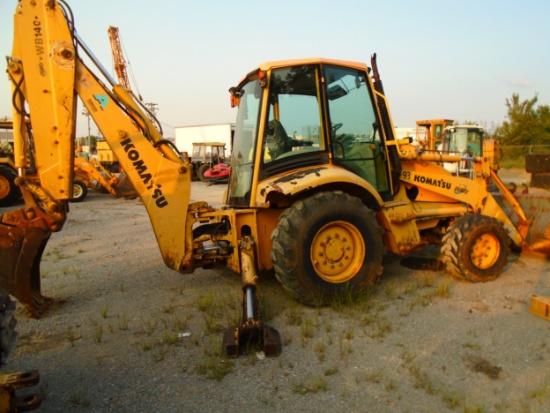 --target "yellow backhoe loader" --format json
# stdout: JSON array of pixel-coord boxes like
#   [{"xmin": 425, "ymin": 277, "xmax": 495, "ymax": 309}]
[
  {"xmin": 72, "ymin": 156, "xmax": 137, "ymax": 202},
  {"xmin": 1, "ymin": 2, "xmax": 550, "ymax": 410}
]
